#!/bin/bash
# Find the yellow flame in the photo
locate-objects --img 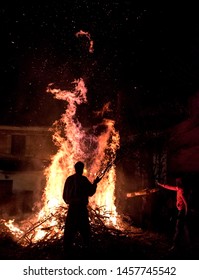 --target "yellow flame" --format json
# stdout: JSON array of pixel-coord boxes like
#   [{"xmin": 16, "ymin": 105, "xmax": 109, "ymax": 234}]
[
  {"xmin": 3, "ymin": 78, "xmax": 121, "ymax": 244},
  {"xmin": 4, "ymin": 220, "xmax": 24, "ymax": 239}
]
